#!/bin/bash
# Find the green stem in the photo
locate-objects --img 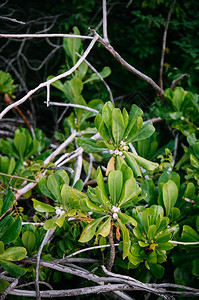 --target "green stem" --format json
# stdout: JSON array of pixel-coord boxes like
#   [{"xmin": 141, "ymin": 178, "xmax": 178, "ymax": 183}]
[{"xmin": 0, "ymin": 172, "xmax": 37, "ymax": 183}]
